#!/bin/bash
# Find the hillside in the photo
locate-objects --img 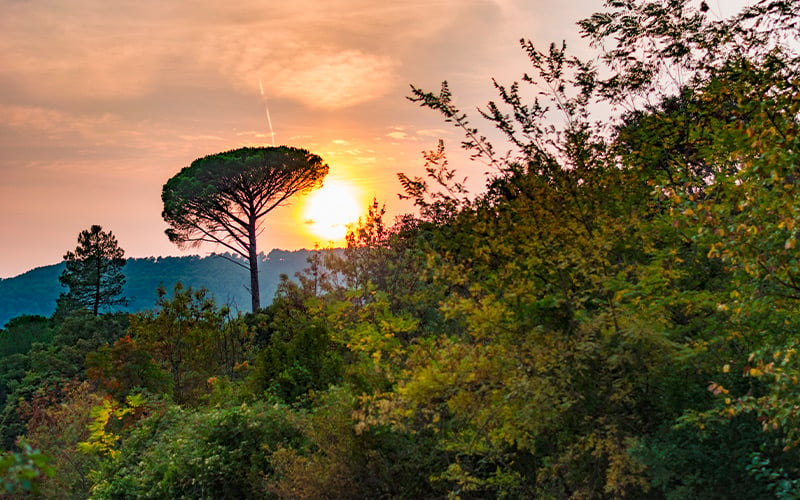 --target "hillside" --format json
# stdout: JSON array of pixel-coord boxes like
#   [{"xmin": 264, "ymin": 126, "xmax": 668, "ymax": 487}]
[{"xmin": 0, "ymin": 249, "xmax": 314, "ymax": 326}]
